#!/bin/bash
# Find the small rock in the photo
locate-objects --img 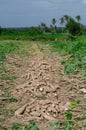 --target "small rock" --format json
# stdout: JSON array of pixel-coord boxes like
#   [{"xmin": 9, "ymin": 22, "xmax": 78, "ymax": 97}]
[
  {"xmin": 39, "ymin": 87, "xmax": 44, "ymax": 92},
  {"xmin": 80, "ymin": 88, "xmax": 86, "ymax": 93}
]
